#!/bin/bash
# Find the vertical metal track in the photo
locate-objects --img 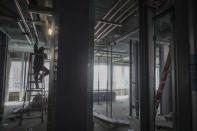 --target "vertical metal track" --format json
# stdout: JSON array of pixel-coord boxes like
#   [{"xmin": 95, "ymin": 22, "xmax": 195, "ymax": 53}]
[
  {"xmin": 97, "ymin": 57, "xmax": 100, "ymax": 105},
  {"xmin": 129, "ymin": 39, "xmax": 133, "ymax": 116},
  {"xmin": 106, "ymin": 46, "xmax": 109, "ymax": 117},
  {"xmin": 135, "ymin": 41, "xmax": 139, "ymax": 118},
  {"xmin": 110, "ymin": 45, "xmax": 113, "ymax": 118}
]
